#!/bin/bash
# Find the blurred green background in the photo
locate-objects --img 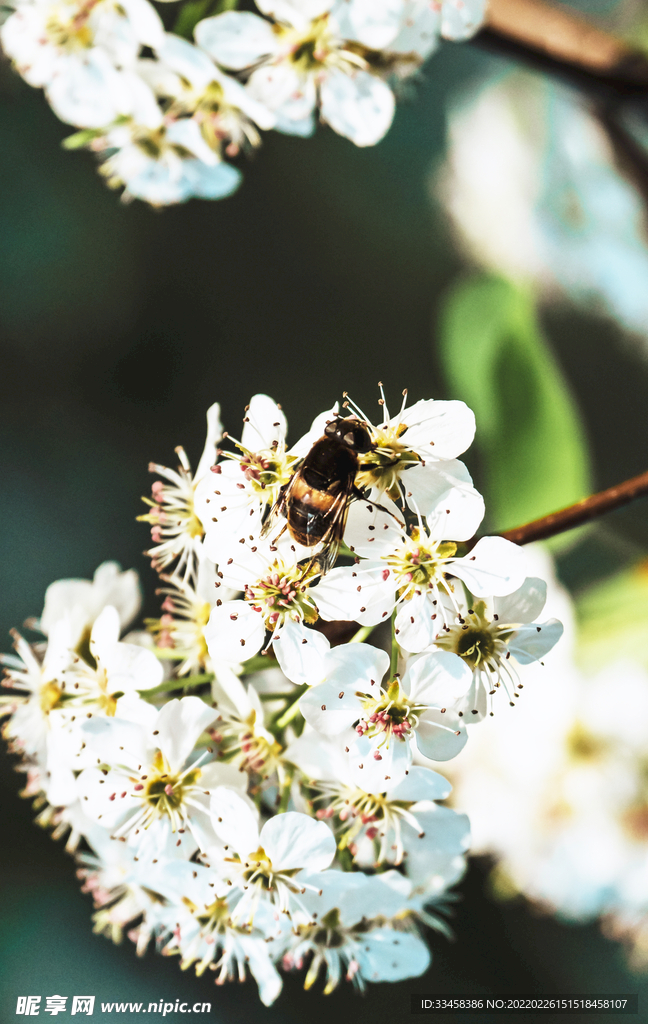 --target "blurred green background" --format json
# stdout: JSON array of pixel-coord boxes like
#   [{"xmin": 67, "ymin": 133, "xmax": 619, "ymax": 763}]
[{"xmin": 4, "ymin": 10, "xmax": 648, "ymax": 1022}]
